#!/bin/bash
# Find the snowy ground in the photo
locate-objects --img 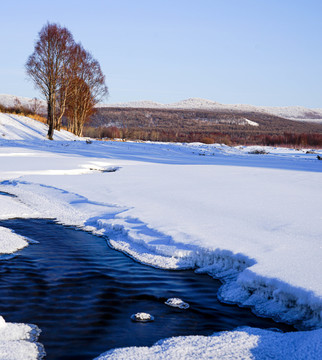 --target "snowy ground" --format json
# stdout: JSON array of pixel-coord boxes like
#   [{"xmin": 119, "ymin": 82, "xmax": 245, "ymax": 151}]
[
  {"xmin": 0, "ymin": 112, "xmax": 322, "ymax": 359},
  {"xmin": 96, "ymin": 327, "xmax": 322, "ymax": 360},
  {"xmin": 0, "ymin": 316, "xmax": 44, "ymax": 360}
]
